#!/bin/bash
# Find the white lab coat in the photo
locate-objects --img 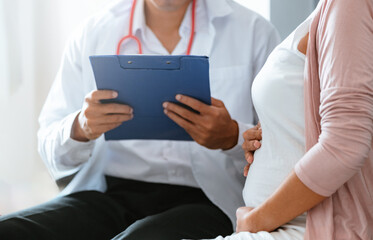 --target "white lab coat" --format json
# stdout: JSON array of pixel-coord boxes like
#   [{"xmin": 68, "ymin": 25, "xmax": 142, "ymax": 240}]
[{"xmin": 37, "ymin": 0, "xmax": 280, "ymax": 227}]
